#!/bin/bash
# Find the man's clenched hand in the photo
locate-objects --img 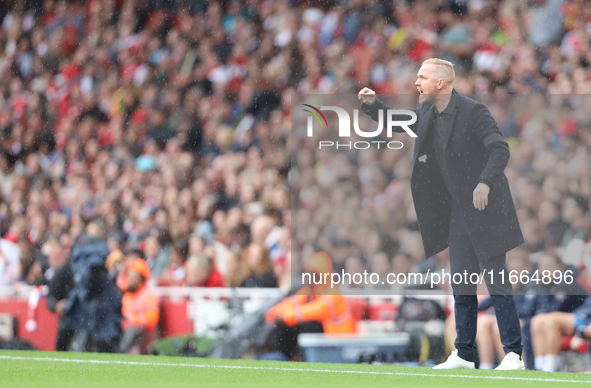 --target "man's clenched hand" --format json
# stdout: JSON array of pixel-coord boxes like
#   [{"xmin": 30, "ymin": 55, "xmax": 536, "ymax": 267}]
[{"xmin": 358, "ymin": 87, "xmax": 376, "ymax": 106}]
